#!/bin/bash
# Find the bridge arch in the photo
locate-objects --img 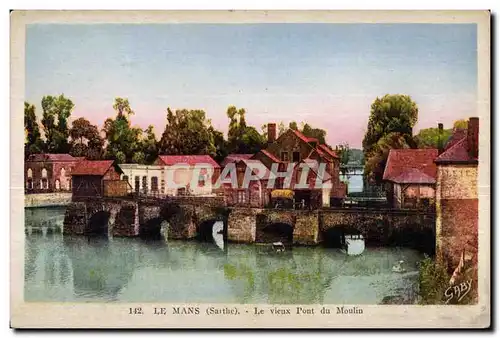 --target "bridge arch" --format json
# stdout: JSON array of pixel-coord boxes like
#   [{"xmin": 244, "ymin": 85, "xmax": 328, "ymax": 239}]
[
  {"xmin": 139, "ymin": 217, "xmax": 166, "ymax": 240},
  {"xmin": 86, "ymin": 210, "xmax": 111, "ymax": 236},
  {"xmin": 255, "ymin": 214, "xmax": 294, "ymax": 244}
]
